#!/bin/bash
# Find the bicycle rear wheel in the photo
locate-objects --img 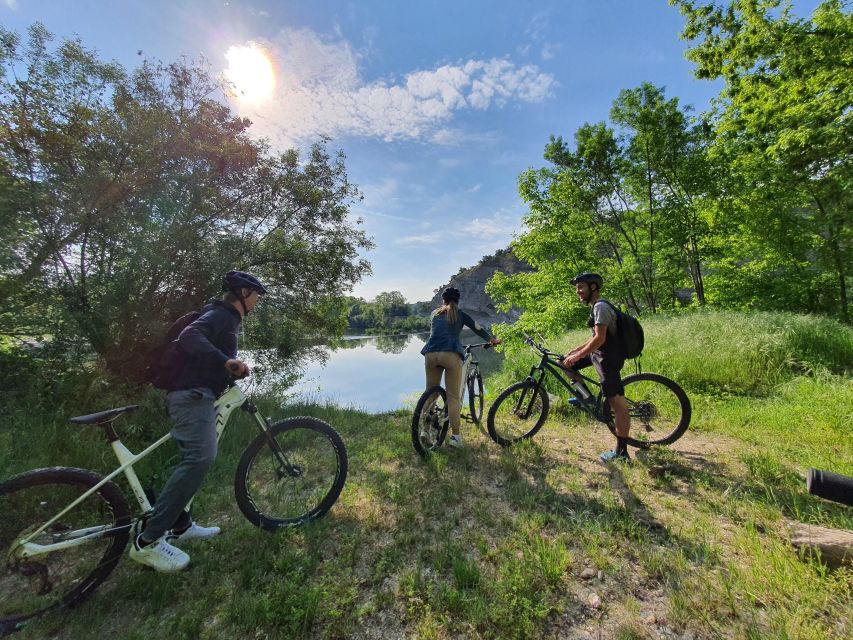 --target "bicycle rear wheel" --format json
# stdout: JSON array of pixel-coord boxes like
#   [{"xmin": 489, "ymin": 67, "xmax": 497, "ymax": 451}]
[
  {"xmin": 0, "ymin": 468, "xmax": 130, "ymax": 633},
  {"xmin": 234, "ymin": 418, "xmax": 348, "ymax": 530},
  {"xmin": 606, "ymin": 372, "xmax": 691, "ymax": 447},
  {"xmin": 486, "ymin": 380, "xmax": 550, "ymax": 447},
  {"xmin": 411, "ymin": 386, "xmax": 449, "ymax": 458},
  {"xmin": 467, "ymin": 370, "xmax": 484, "ymax": 425}
]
